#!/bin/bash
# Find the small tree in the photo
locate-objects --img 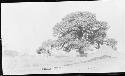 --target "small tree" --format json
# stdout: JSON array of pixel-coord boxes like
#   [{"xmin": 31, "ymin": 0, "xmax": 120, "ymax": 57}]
[{"xmin": 37, "ymin": 11, "xmax": 117, "ymax": 56}]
